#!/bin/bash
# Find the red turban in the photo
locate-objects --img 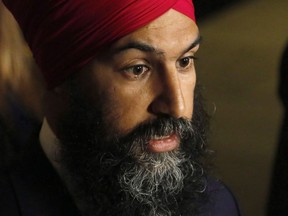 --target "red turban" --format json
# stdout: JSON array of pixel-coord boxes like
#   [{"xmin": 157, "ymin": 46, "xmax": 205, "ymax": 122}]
[{"xmin": 3, "ymin": 0, "xmax": 196, "ymax": 89}]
